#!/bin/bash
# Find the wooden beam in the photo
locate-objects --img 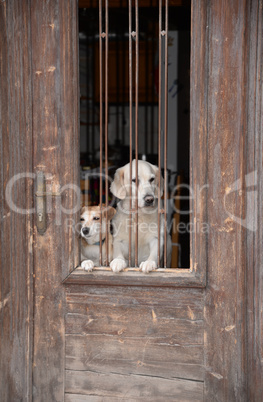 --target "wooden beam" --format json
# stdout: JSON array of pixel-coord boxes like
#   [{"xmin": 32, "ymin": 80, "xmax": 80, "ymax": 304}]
[{"xmin": 79, "ymin": 0, "xmax": 190, "ymax": 8}]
